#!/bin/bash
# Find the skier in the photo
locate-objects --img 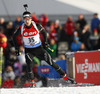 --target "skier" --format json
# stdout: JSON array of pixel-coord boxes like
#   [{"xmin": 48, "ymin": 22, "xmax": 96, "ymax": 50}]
[{"xmin": 13, "ymin": 4, "xmax": 75, "ymax": 87}]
